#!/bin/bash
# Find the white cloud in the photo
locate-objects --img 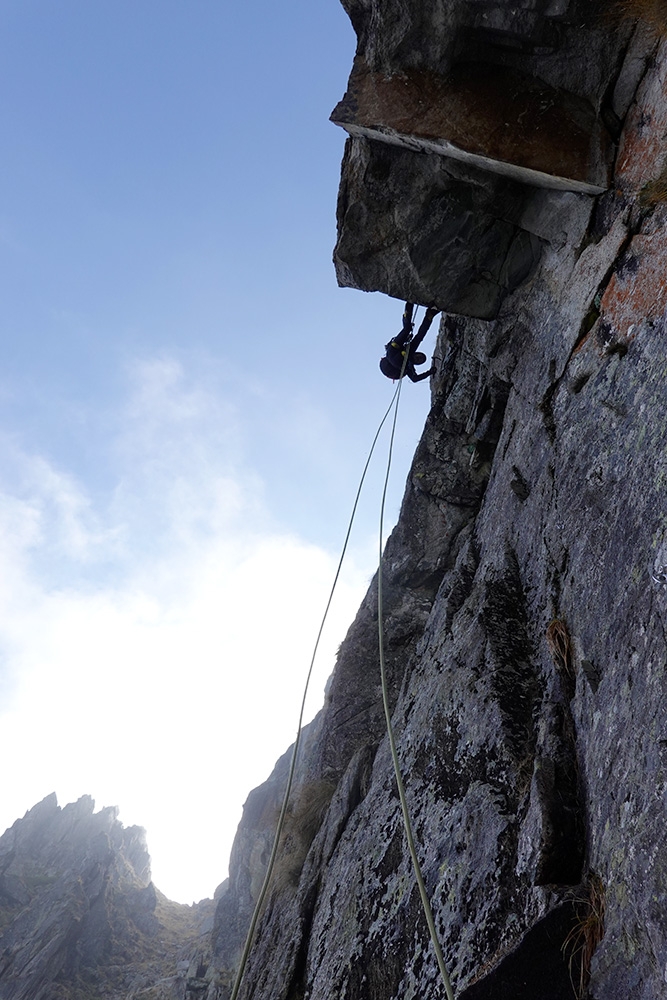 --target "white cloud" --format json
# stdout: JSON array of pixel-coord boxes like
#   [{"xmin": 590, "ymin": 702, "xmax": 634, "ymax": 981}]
[{"xmin": 0, "ymin": 356, "xmax": 372, "ymax": 902}]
